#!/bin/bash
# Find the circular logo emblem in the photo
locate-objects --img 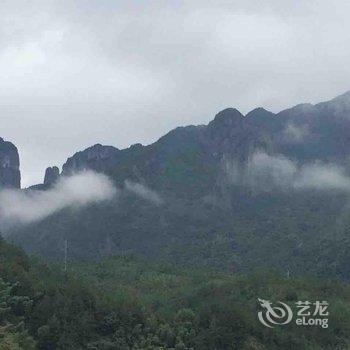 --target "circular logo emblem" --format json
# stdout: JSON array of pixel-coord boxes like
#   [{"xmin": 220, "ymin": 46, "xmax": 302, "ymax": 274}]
[{"xmin": 258, "ymin": 298, "xmax": 293, "ymax": 328}]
